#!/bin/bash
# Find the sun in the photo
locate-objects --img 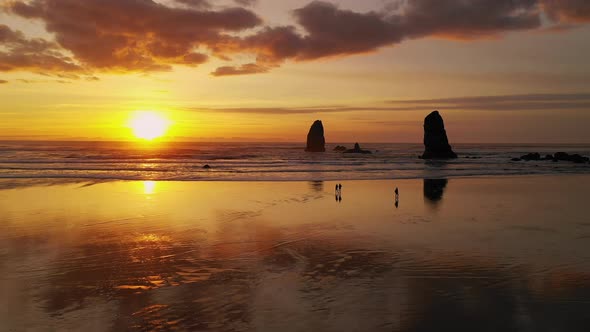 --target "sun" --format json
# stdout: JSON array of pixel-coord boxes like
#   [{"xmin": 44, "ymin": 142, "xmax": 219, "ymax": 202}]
[{"xmin": 129, "ymin": 111, "xmax": 171, "ymax": 141}]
